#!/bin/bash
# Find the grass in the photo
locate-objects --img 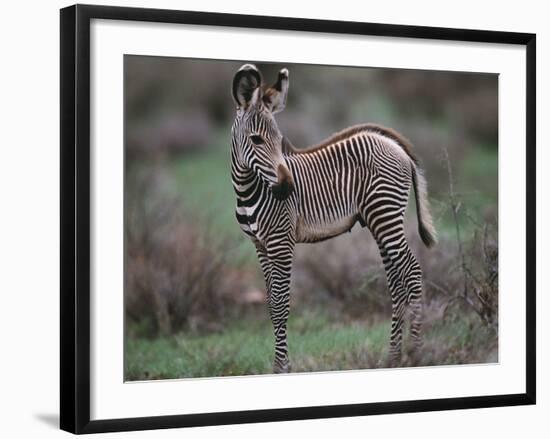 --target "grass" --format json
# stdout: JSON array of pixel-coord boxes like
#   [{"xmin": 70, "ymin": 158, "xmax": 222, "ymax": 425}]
[{"xmin": 125, "ymin": 308, "xmax": 497, "ymax": 381}]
